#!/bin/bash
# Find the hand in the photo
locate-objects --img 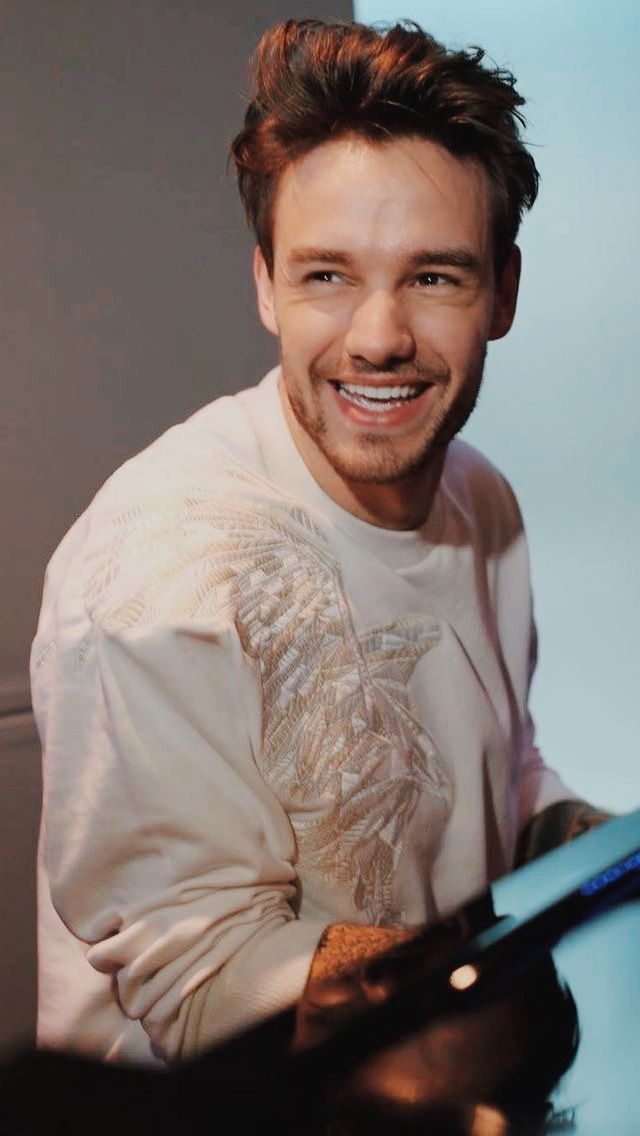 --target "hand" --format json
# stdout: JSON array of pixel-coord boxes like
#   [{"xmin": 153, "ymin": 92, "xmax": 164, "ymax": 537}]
[
  {"xmin": 292, "ymin": 908, "xmax": 577, "ymax": 1133},
  {"xmin": 516, "ymin": 798, "xmax": 613, "ymax": 866}
]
